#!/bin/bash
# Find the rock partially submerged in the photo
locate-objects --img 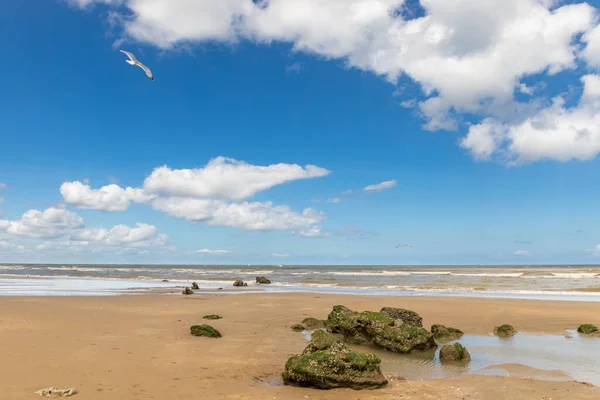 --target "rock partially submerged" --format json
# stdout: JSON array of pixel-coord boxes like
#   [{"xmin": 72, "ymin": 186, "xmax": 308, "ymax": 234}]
[
  {"xmin": 191, "ymin": 282, "xmax": 200, "ymax": 290},
  {"xmin": 577, "ymin": 324, "xmax": 599, "ymax": 335},
  {"xmin": 431, "ymin": 324, "xmax": 464, "ymax": 342},
  {"xmin": 233, "ymin": 280, "xmax": 248, "ymax": 287},
  {"xmin": 282, "ymin": 330, "xmax": 388, "ymax": 390},
  {"xmin": 325, "ymin": 305, "xmax": 435, "ymax": 353},
  {"xmin": 182, "ymin": 287, "xmax": 194, "ymax": 295},
  {"xmin": 380, "ymin": 307, "xmax": 423, "ymax": 327},
  {"xmin": 203, "ymin": 314, "xmax": 222, "ymax": 320},
  {"xmin": 302, "ymin": 317, "xmax": 325, "ymax": 330},
  {"xmin": 494, "ymin": 324, "xmax": 516, "ymax": 338},
  {"xmin": 190, "ymin": 324, "xmax": 222, "ymax": 338},
  {"xmin": 256, "ymin": 276, "xmax": 271, "ymax": 284},
  {"xmin": 439, "ymin": 343, "xmax": 471, "ymax": 362},
  {"xmin": 35, "ymin": 387, "xmax": 77, "ymax": 397},
  {"xmin": 291, "ymin": 324, "xmax": 305, "ymax": 332}
]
